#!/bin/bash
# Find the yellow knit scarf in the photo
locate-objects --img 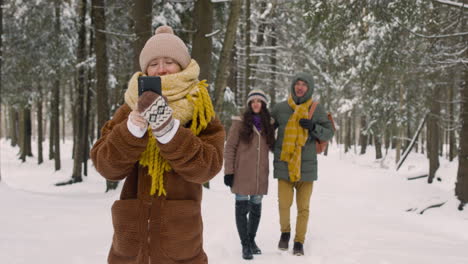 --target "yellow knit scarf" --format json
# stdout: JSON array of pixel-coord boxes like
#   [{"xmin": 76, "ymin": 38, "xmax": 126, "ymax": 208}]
[
  {"xmin": 124, "ymin": 60, "xmax": 215, "ymax": 196},
  {"xmin": 280, "ymin": 95, "xmax": 313, "ymax": 182}
]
